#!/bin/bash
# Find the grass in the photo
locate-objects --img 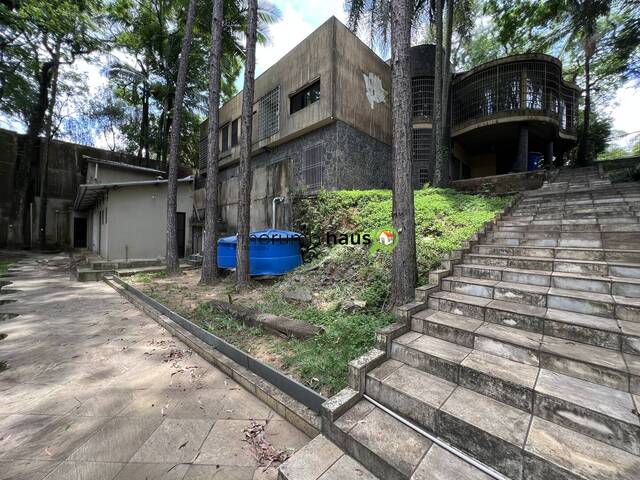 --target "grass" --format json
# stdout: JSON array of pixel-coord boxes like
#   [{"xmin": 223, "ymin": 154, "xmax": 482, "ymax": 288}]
[
  {"xmin": 133, "ymin": 187, "xmax": 510, "ymax": 395},
  {"xmin": 0, "ymin": 258, "xmax": 17, "ymax": 274}
]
